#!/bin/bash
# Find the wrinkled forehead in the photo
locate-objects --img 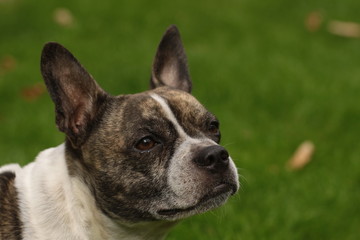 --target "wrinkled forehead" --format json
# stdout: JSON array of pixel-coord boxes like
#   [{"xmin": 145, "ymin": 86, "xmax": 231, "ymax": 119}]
[{"xmin": 117, "ymin": 87, "xmax": 215, "ymax": 137}]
